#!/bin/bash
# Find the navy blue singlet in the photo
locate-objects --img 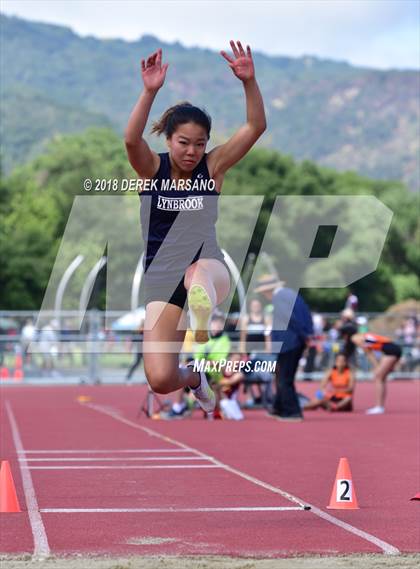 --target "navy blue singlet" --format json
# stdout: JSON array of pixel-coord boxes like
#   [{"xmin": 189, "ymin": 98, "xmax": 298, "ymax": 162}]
[{"xmin": 140, "ymin": 152, "xmax": 225, "ymax": 287}]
